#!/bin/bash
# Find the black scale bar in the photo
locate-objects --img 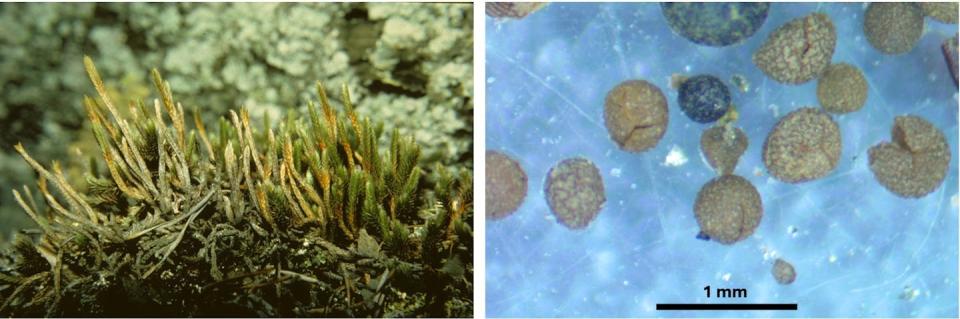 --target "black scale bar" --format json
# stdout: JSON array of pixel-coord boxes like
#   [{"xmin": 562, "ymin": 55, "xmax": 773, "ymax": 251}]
[{"xmin": 657, "ymin": 303, "xmax": 798, "ymax": 310}]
